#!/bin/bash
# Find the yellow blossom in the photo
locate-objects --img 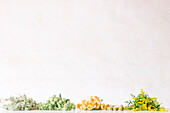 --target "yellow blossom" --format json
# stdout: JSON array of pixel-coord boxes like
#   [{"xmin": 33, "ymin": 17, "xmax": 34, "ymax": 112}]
[
  {"xmin": 94, "ymin": 101, "xmax": 100, "ymax": 108},
  {"xmin": 90, "ymin": 98, "xmax": 95, "ymax": 103},
  {"xmin": 79, "ymin": 96, "xmax": 111, "ymax": 111},
  {"xmin": 89, "ymin": 102, "xmax": 94, "ymax": 107},
  {"xmin": 87, "ymin": 105, "xmax": 93, "ymax": 110},
  {"xmin": 141, "ymin": 89, "xmax": 145, "ymax": 95},
  {"xmin": 96, "ymin": 98, "xmax": 101, "ymax": 102},
  {"xmin": 82, "ymin": 100, "xmax": 86, "ymax": 103},
  {"xmin": 82, "ymin": 100, "xmax": 88, "ymax": 107},
  {"xmin": 94, "ymin": 96, "xmax": 99, "ymax": 99},
  {"xmin": 132, "ymin": 97, "xmax": 137, "ymax": 100},
  {"xmin": 106, "ymin": 104, "xmax": 110, "ymax": 109},
  {"xmin": 77, "ymin": 104, "xmax": 82, "ymax": 109},
  {"xmin": 81, "ymin": 105, "xmax": 86, "ymax": 110},
  {"xmin": 101, "ymin": 104, "xmax": 106, "ymax": 110},
  {"xmin": 87, "ymin": 100, "xmax": 90, "ymax": 105},
  {"xmin": 160, "ymin": 106, "xmax": 168, "ymax": 112}
]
